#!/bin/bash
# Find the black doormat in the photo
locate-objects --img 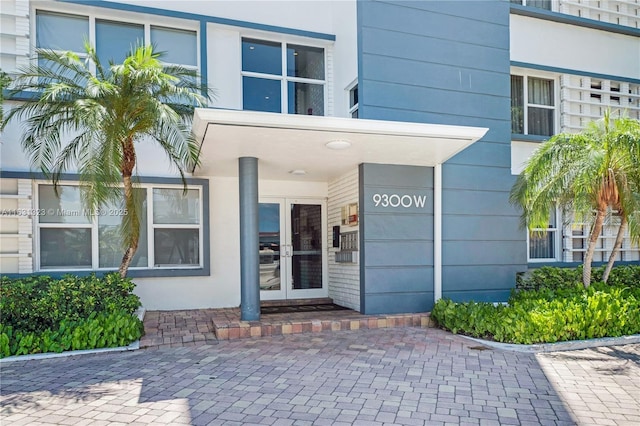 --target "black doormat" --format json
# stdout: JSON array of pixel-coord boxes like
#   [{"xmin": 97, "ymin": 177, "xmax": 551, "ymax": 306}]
[{"xmin": 260, "ymin": 303, "xmax": 351, "ymax": 315}]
